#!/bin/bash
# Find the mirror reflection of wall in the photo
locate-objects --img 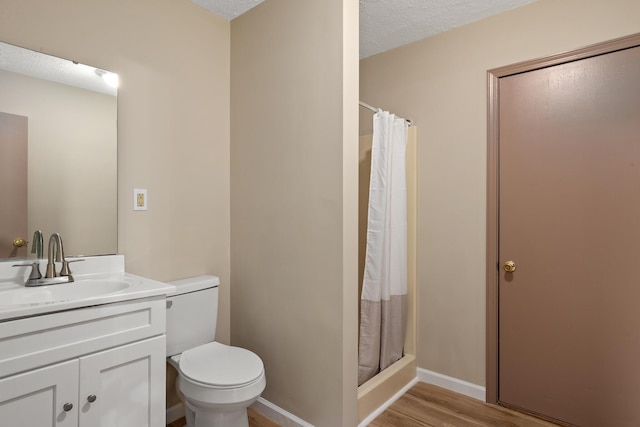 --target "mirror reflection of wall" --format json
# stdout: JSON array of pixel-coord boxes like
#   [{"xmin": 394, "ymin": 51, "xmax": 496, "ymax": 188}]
[{"xmin": 0, "ymin": 42, "xmax": 117, "ymax": 259}]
